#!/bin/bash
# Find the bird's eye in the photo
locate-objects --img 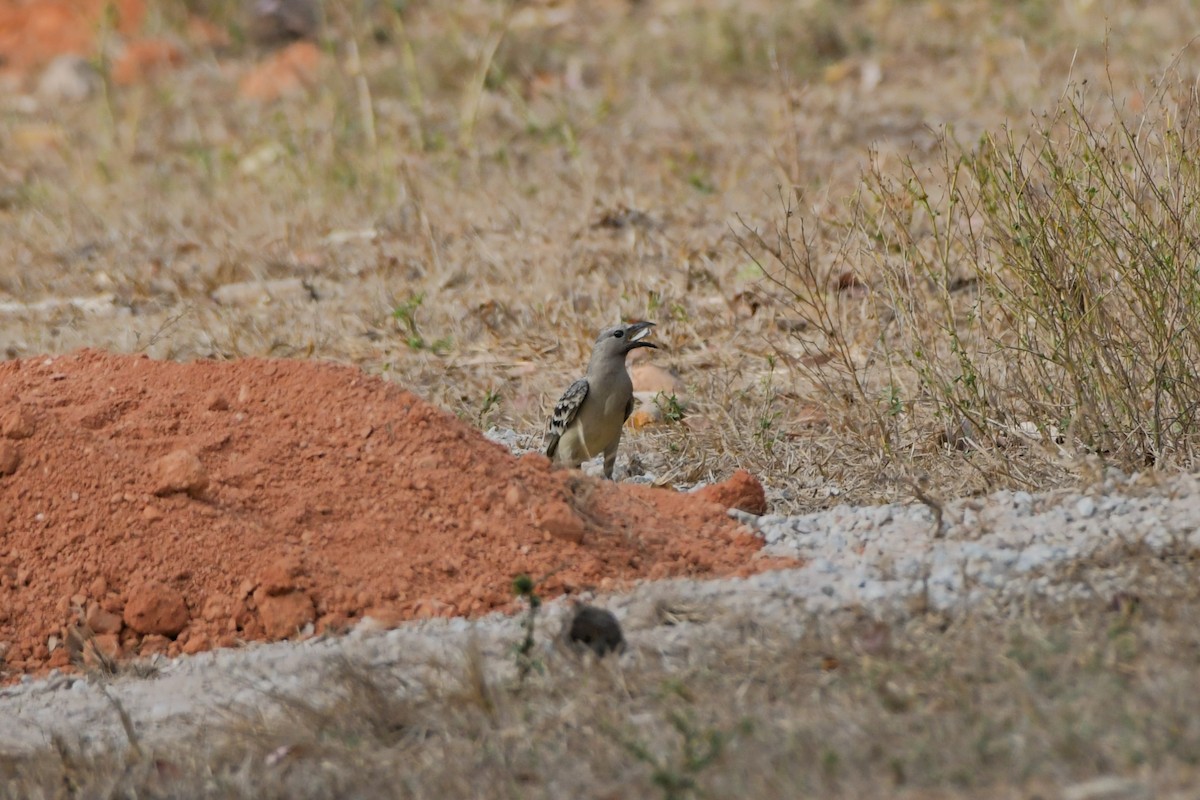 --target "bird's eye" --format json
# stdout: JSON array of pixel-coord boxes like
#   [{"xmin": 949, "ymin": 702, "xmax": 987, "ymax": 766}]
[{"xmin": 613, "ymin": 329, "xmax": 625, "ymax": 338}]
